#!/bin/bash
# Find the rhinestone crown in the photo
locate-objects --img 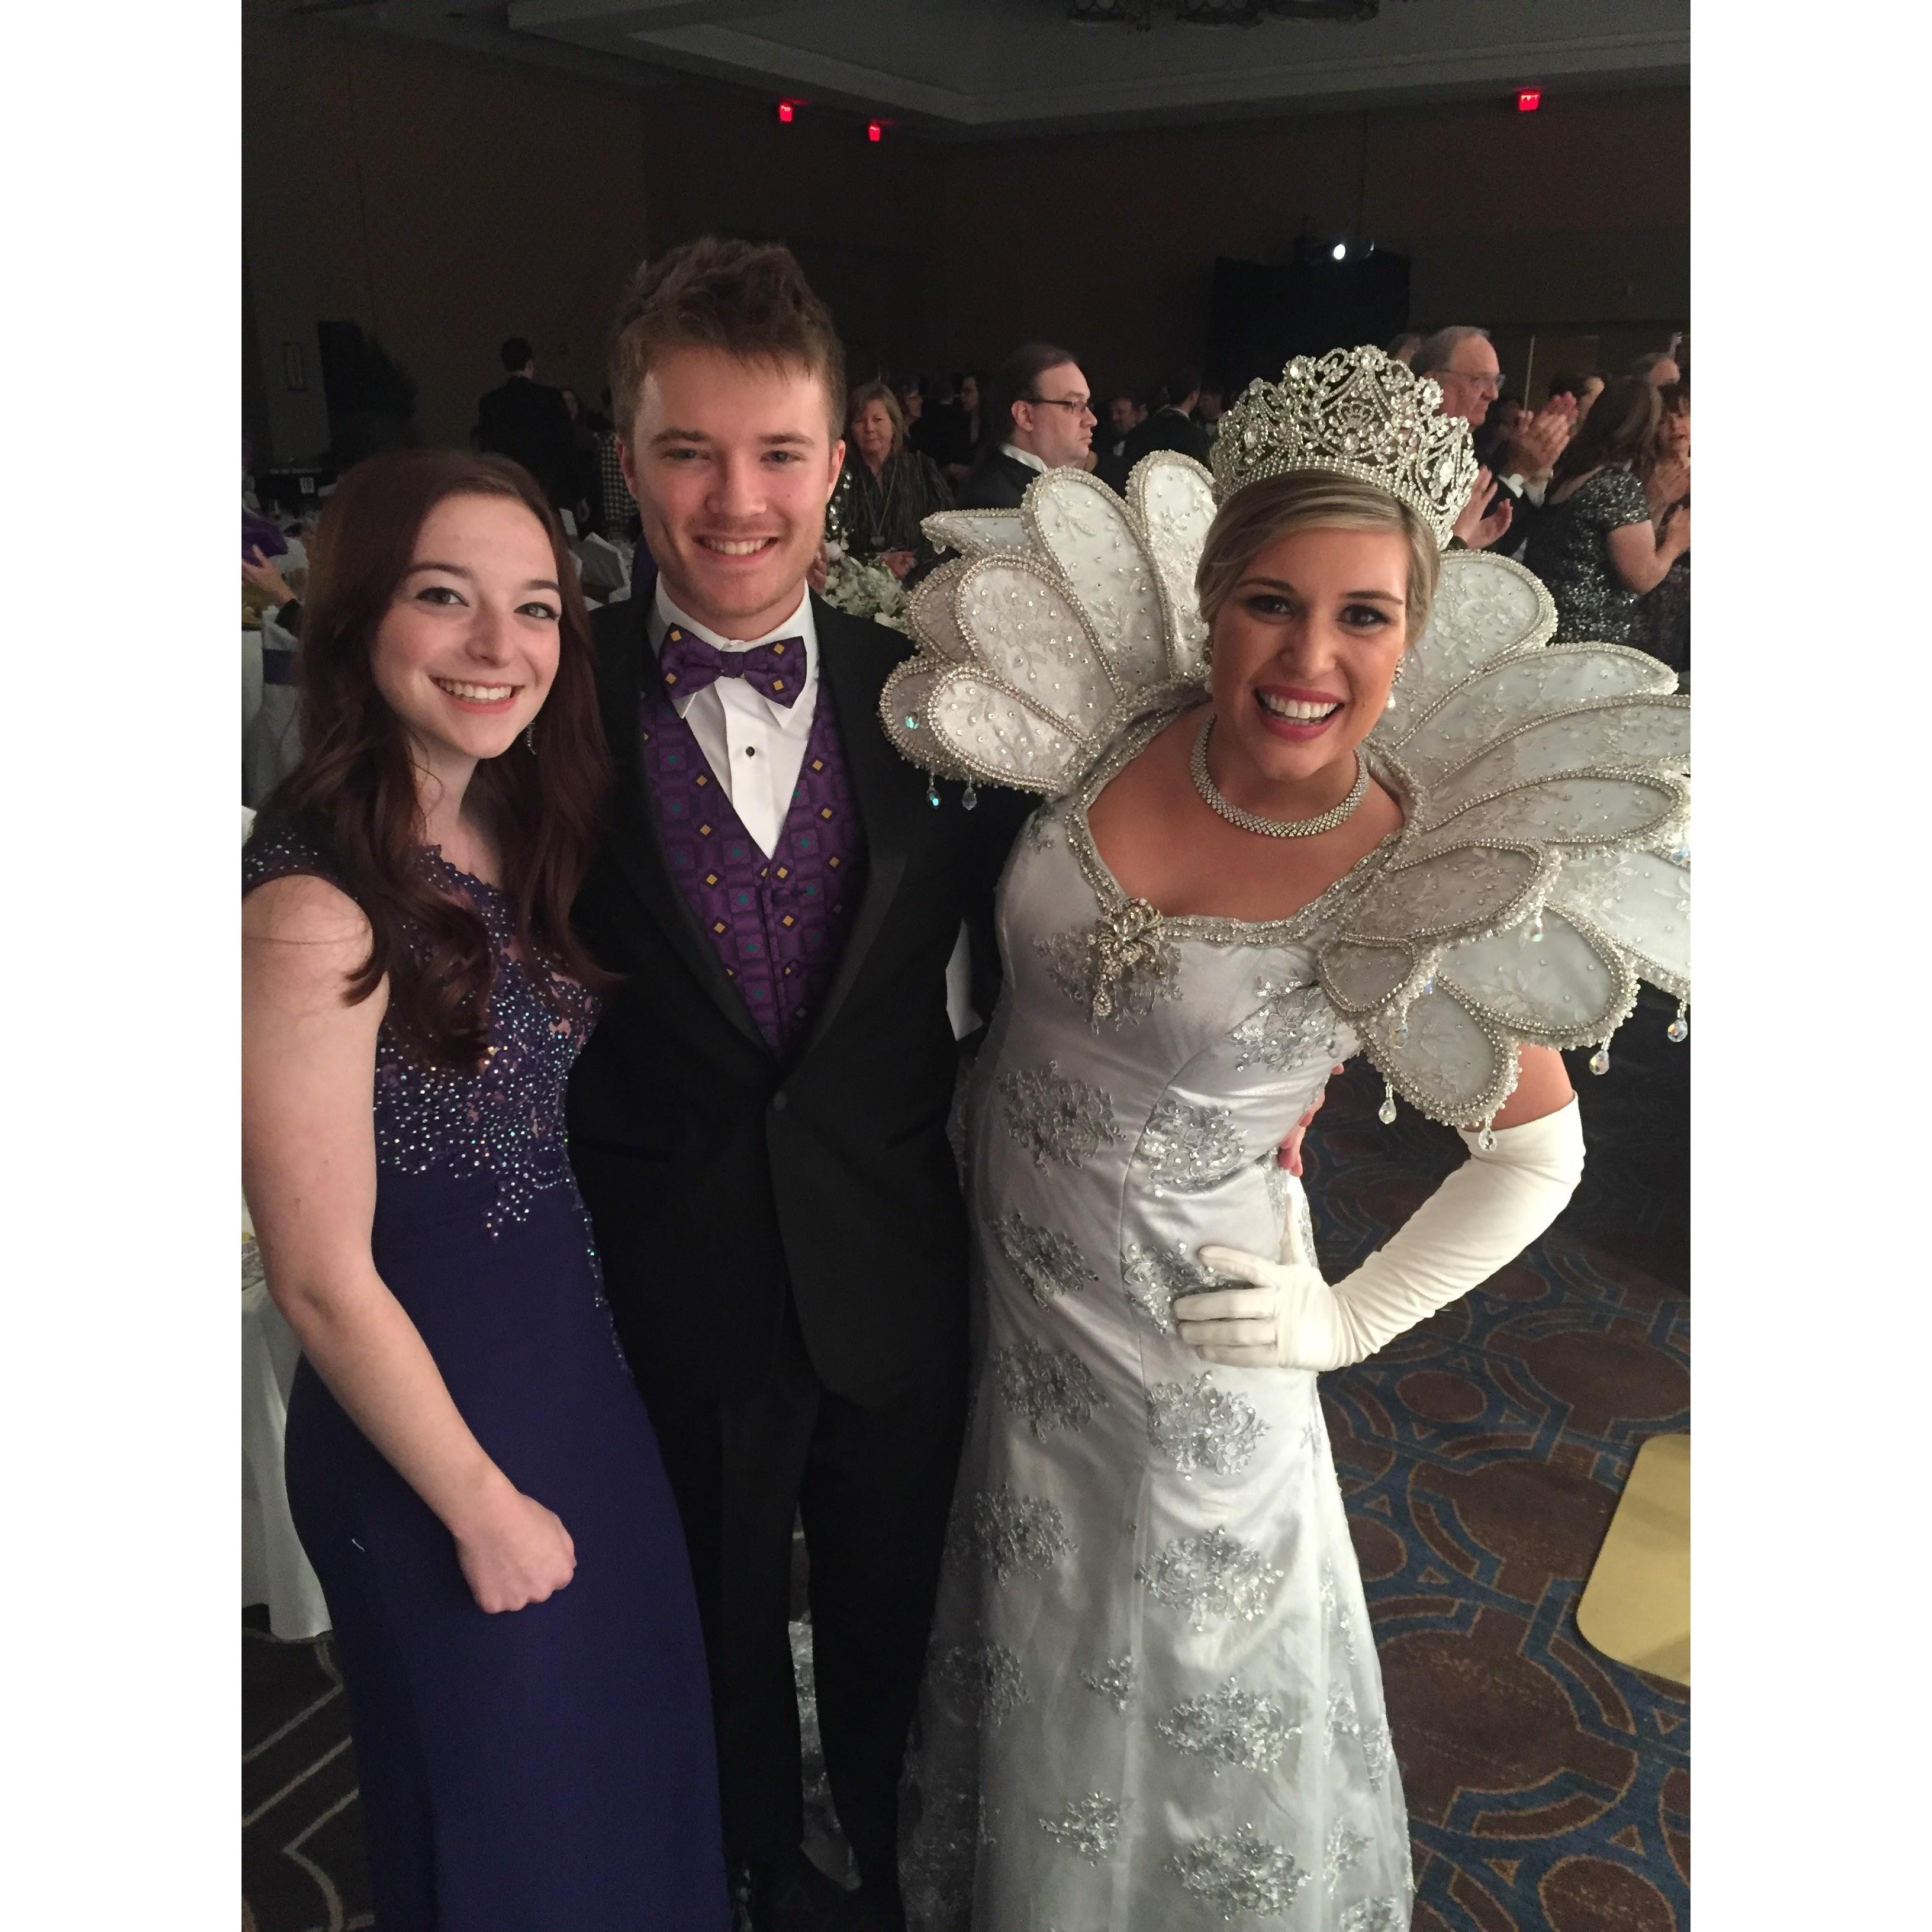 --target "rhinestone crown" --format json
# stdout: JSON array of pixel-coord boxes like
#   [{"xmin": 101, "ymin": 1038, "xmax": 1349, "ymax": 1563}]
[{"xmin": 1209, "ymin": 344, "xmax": 1479, "ymax": 546}]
